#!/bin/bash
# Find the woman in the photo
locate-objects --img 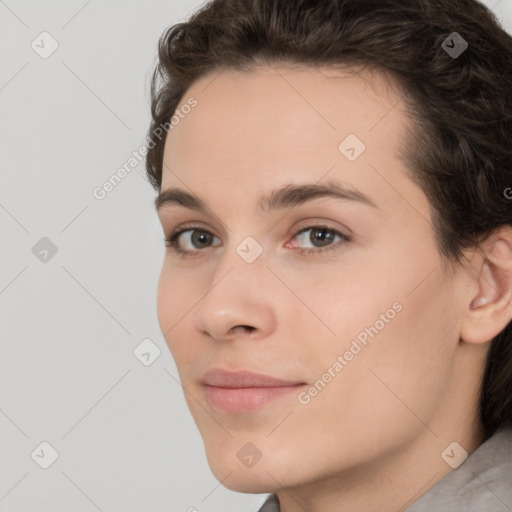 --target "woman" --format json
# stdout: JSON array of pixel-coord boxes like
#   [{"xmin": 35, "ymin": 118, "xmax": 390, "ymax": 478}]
[{"xmin": 145, "ymin": 0, "xmax": 512, "ymax": 510}]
